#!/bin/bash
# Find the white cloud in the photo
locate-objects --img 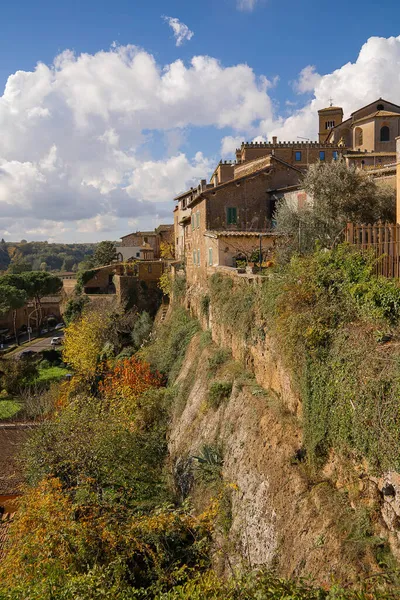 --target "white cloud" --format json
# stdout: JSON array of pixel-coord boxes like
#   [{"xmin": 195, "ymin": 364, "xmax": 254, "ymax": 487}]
[
  {"xmin": 293, "ymin": 65, "xmax": 322, "ymax": 94},
  {"xmin": 0, "ymin": 44, "xmax": 274, "ymax": 240},
  {"xmin": 221, "ymin": 136, "xmax": 243, "ymax": 157},
  {"xmin": 3, "ymin": 35, "xmax": 400, "ymax": 240},
  {"xmin": 163, "ymin": 16, "xmax": 194, "ymax": 47},
  {"xmin": 262, "ymin": 35, "xmax": 400, "ymax": 142},
  {"xmin": 237, "ymin": 0, "xmax": 259, "ymax": 11}
]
